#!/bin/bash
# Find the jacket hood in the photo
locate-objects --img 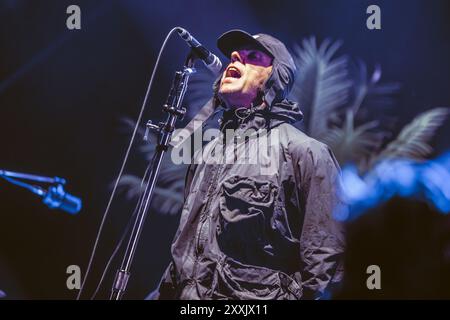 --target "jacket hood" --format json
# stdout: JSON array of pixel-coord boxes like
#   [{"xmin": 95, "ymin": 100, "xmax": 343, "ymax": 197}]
[
  {"xmin": 268, "ymin": 99, "xmax": 304, "ymax": 125},
  {"xmin": 262, "ymin": 45, "xmax": 297, "ymax": 108}
]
